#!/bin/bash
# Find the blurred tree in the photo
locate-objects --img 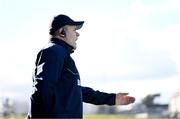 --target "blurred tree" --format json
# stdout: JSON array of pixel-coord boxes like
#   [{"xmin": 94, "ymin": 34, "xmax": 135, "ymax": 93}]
[{"xmin": 142, "ymin": 93, "xmax": 160, "ymax": 107}]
